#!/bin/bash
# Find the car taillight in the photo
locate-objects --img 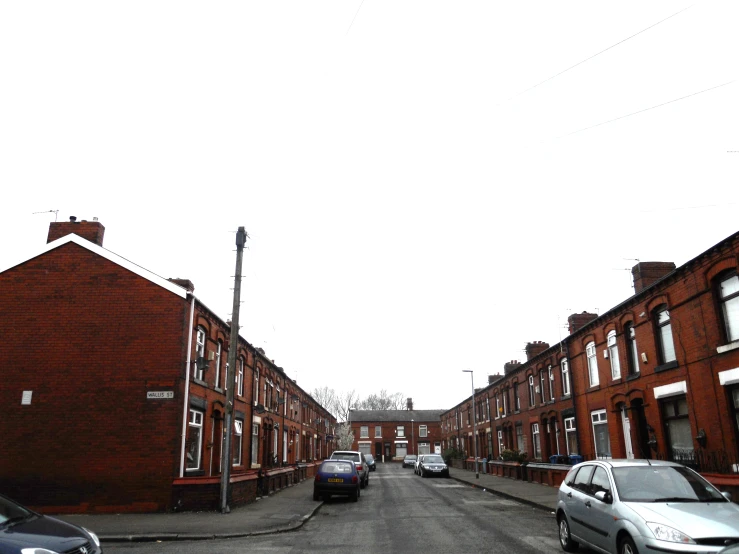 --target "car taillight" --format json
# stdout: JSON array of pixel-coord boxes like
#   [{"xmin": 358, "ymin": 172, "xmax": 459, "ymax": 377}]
[
  {"xmin": 352, "ymin": 475, "xmax": 358, "ymax": 484},
  {"xmin": 315, "ymin": 474, "xmax": 321, "ymax": 482},
  {"xmin": 356, "ymin": 465, "xmax": 363, "ymax": 471}
]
